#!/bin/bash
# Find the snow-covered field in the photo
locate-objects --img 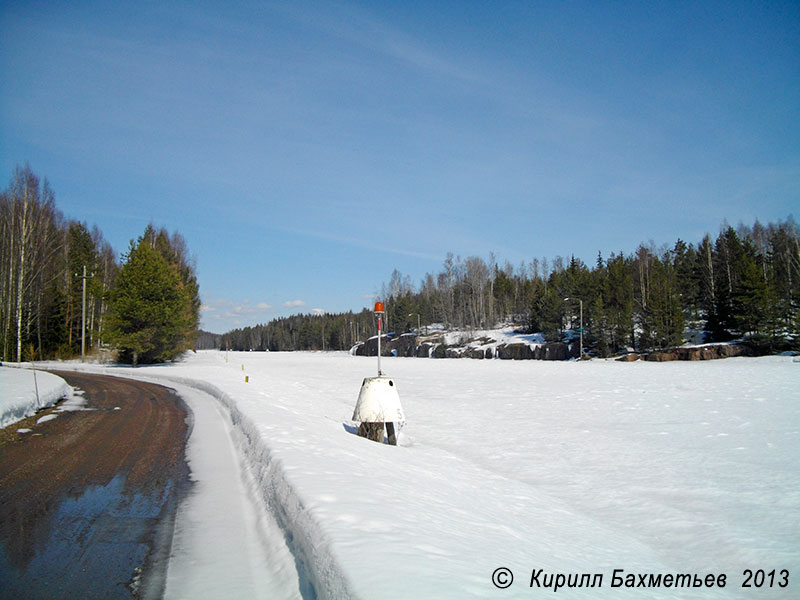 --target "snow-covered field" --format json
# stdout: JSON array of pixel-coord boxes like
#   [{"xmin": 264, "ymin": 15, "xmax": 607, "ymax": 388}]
[{"xmin": 3, "ymin": 352, "xmax": 798, "ymax": 598}]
